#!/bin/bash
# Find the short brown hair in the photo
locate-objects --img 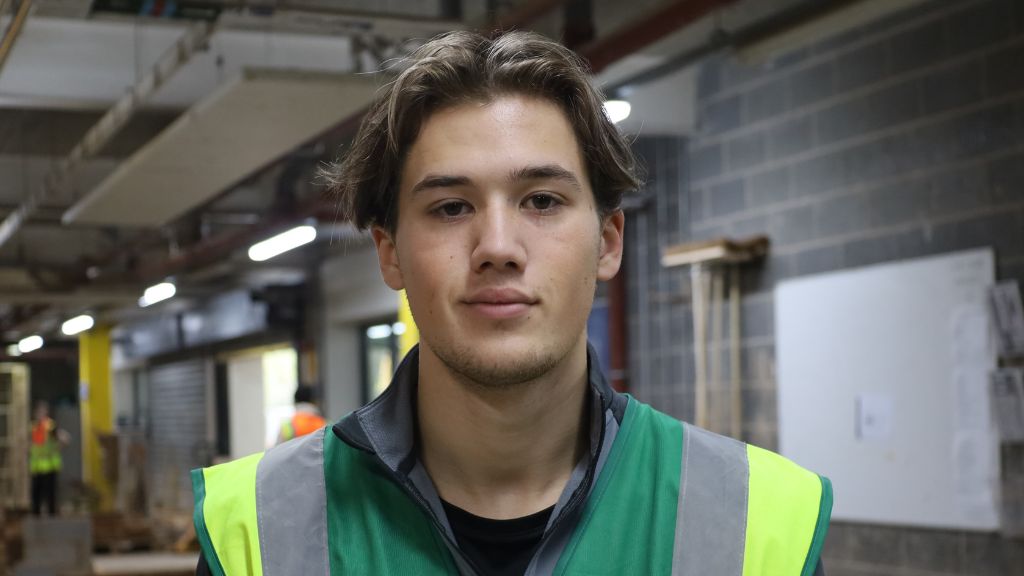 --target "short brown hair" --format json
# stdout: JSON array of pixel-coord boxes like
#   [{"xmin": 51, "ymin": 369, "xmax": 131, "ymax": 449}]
[{"xmin": 324, "ymin": 30, "xmax": 640, "ymax": 233}]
